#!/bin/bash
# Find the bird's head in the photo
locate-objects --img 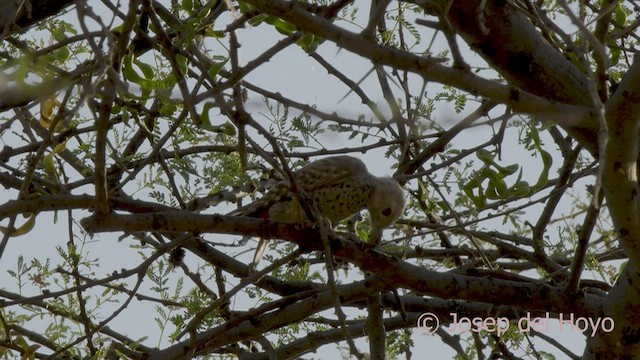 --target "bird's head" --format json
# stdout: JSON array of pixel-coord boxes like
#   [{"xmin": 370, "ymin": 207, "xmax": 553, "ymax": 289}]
[{"xmin": 367, "ymin": 177, "xmax": 406, "ymax": 243}]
